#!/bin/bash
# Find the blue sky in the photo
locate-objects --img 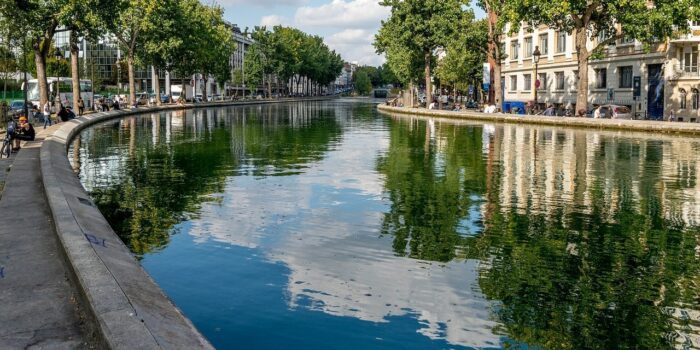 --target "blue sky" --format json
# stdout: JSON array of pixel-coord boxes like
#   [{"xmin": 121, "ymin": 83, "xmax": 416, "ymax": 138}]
[{"xmin": 214, "ymin": 0, "xmax": 486, "ymax": 67}]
